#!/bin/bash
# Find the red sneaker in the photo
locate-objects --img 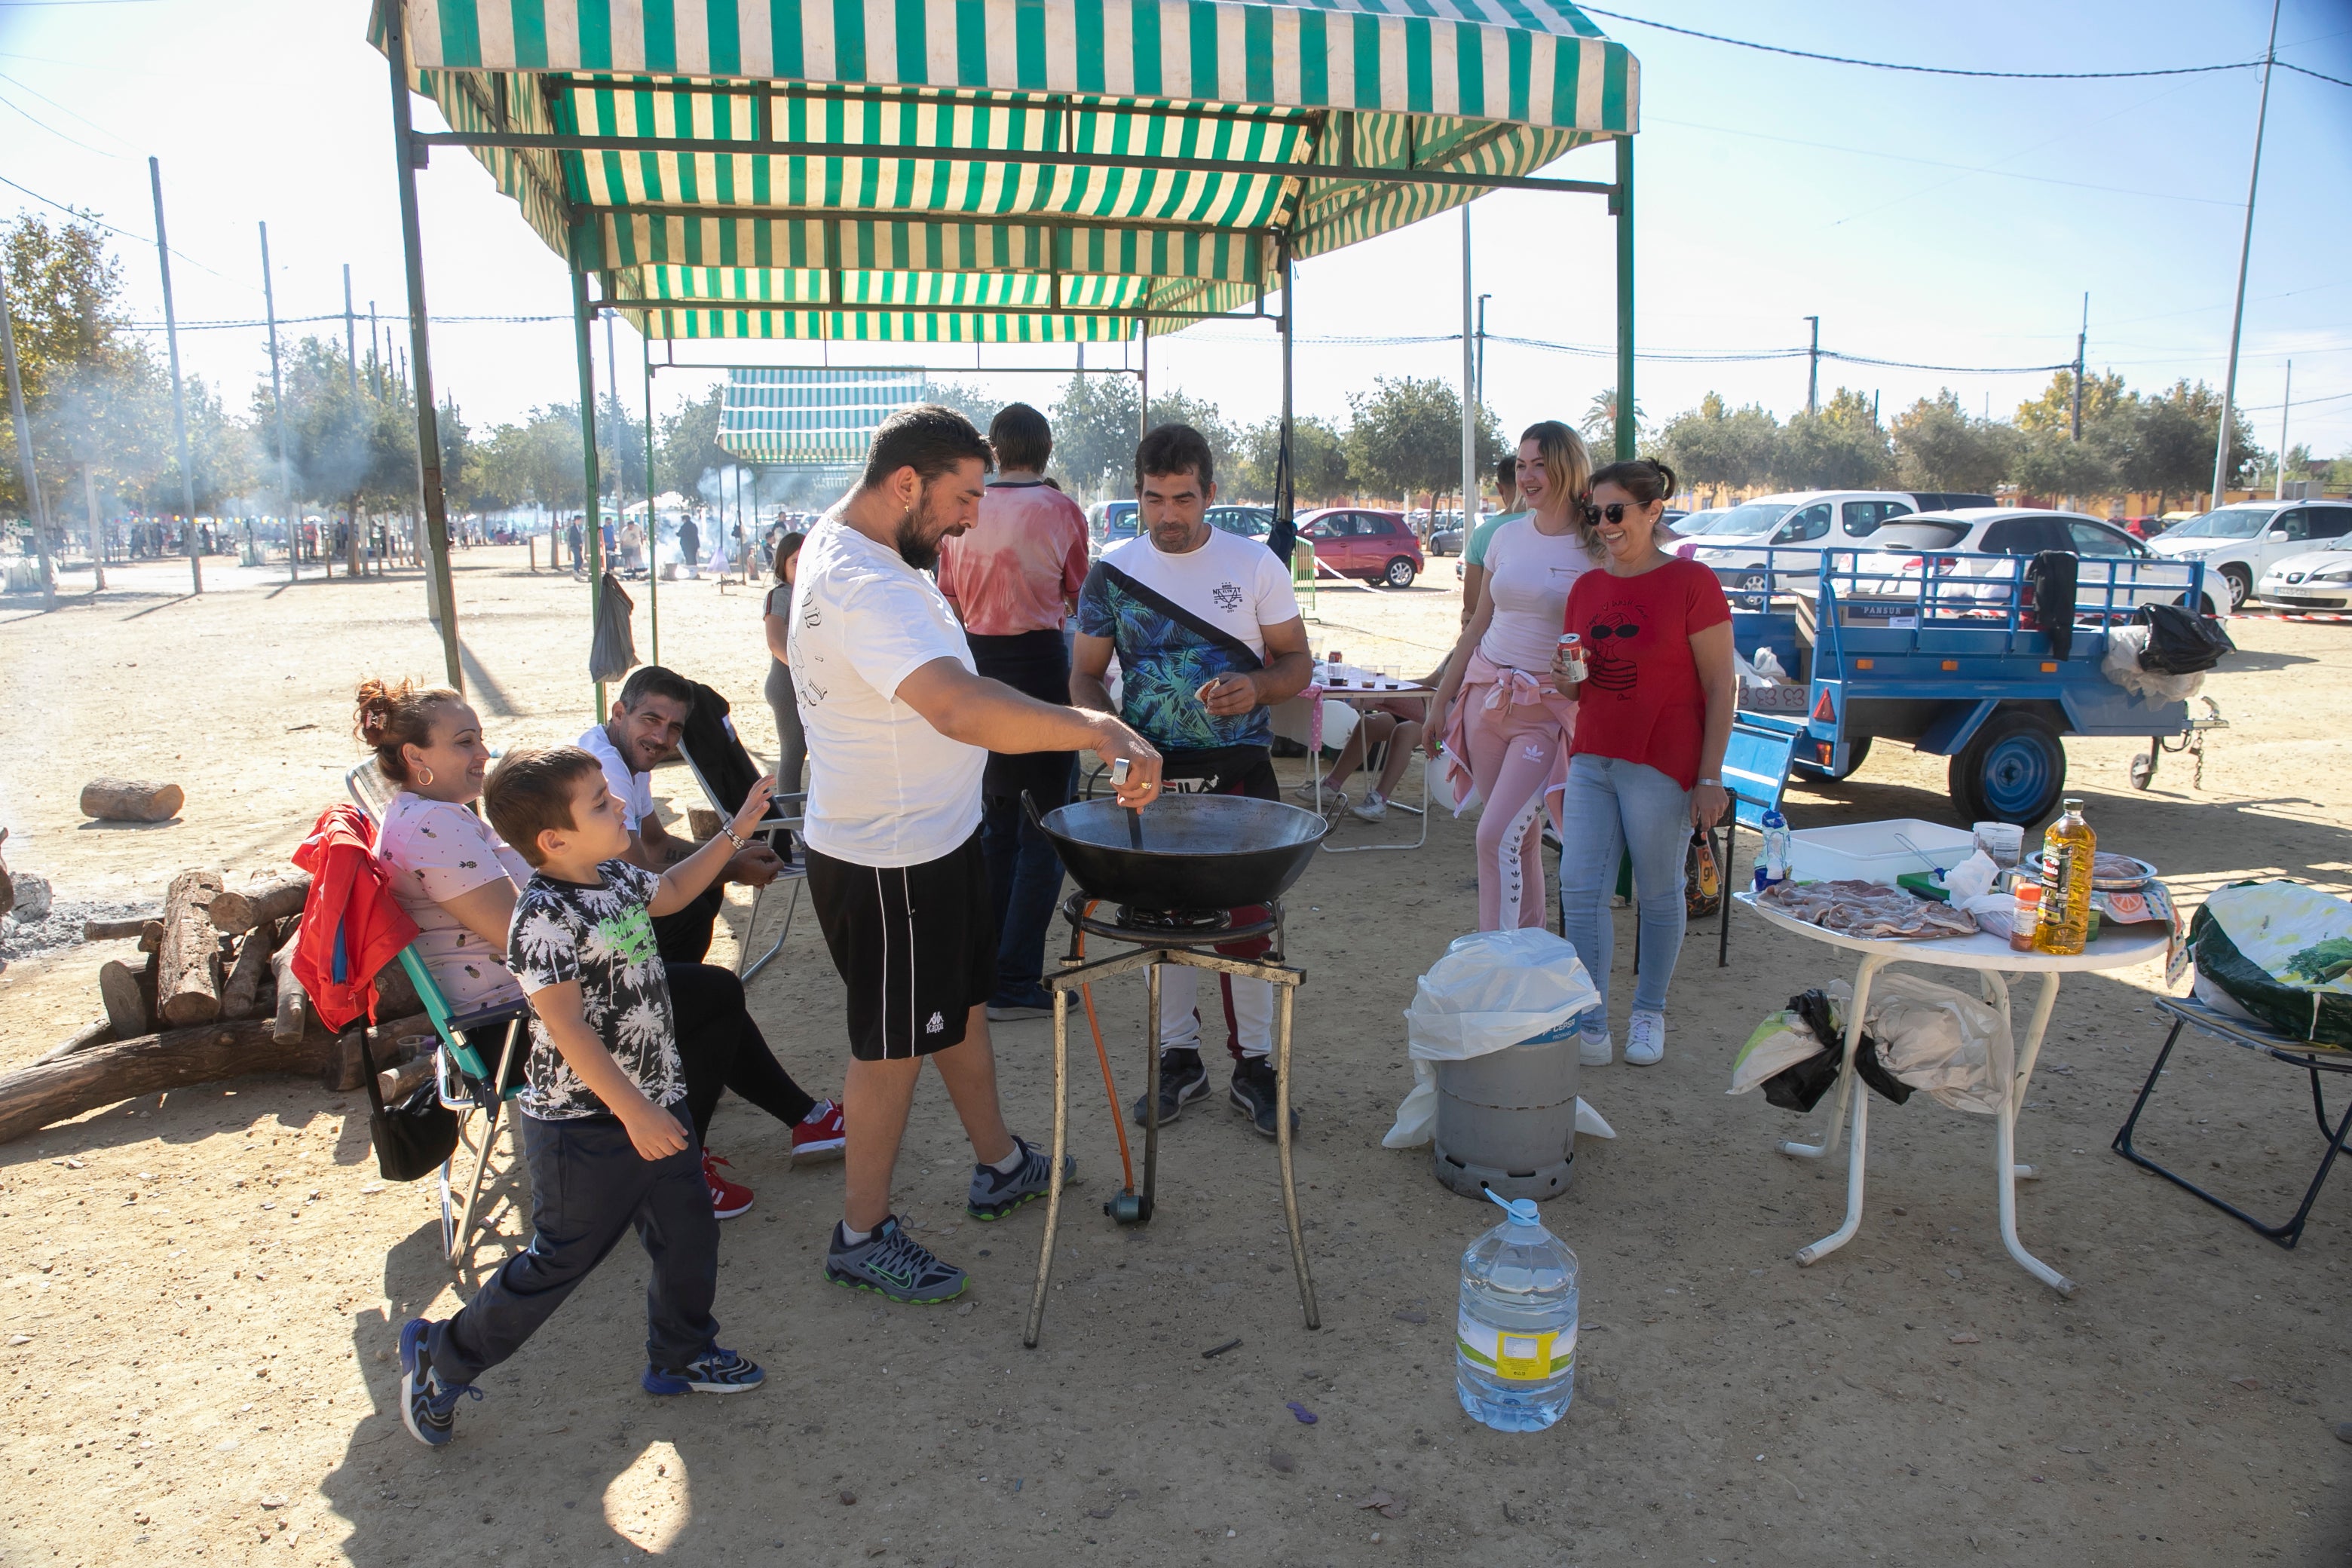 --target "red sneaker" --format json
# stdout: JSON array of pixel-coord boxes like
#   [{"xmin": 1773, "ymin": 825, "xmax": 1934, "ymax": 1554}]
[
  {"xmin": 792, "ymin": 1099, "xmax": 847, "ymax": 1162},
  {"xmin": 703, "ymin": 1152, "xmax": 754, "ymax": 1220}
]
